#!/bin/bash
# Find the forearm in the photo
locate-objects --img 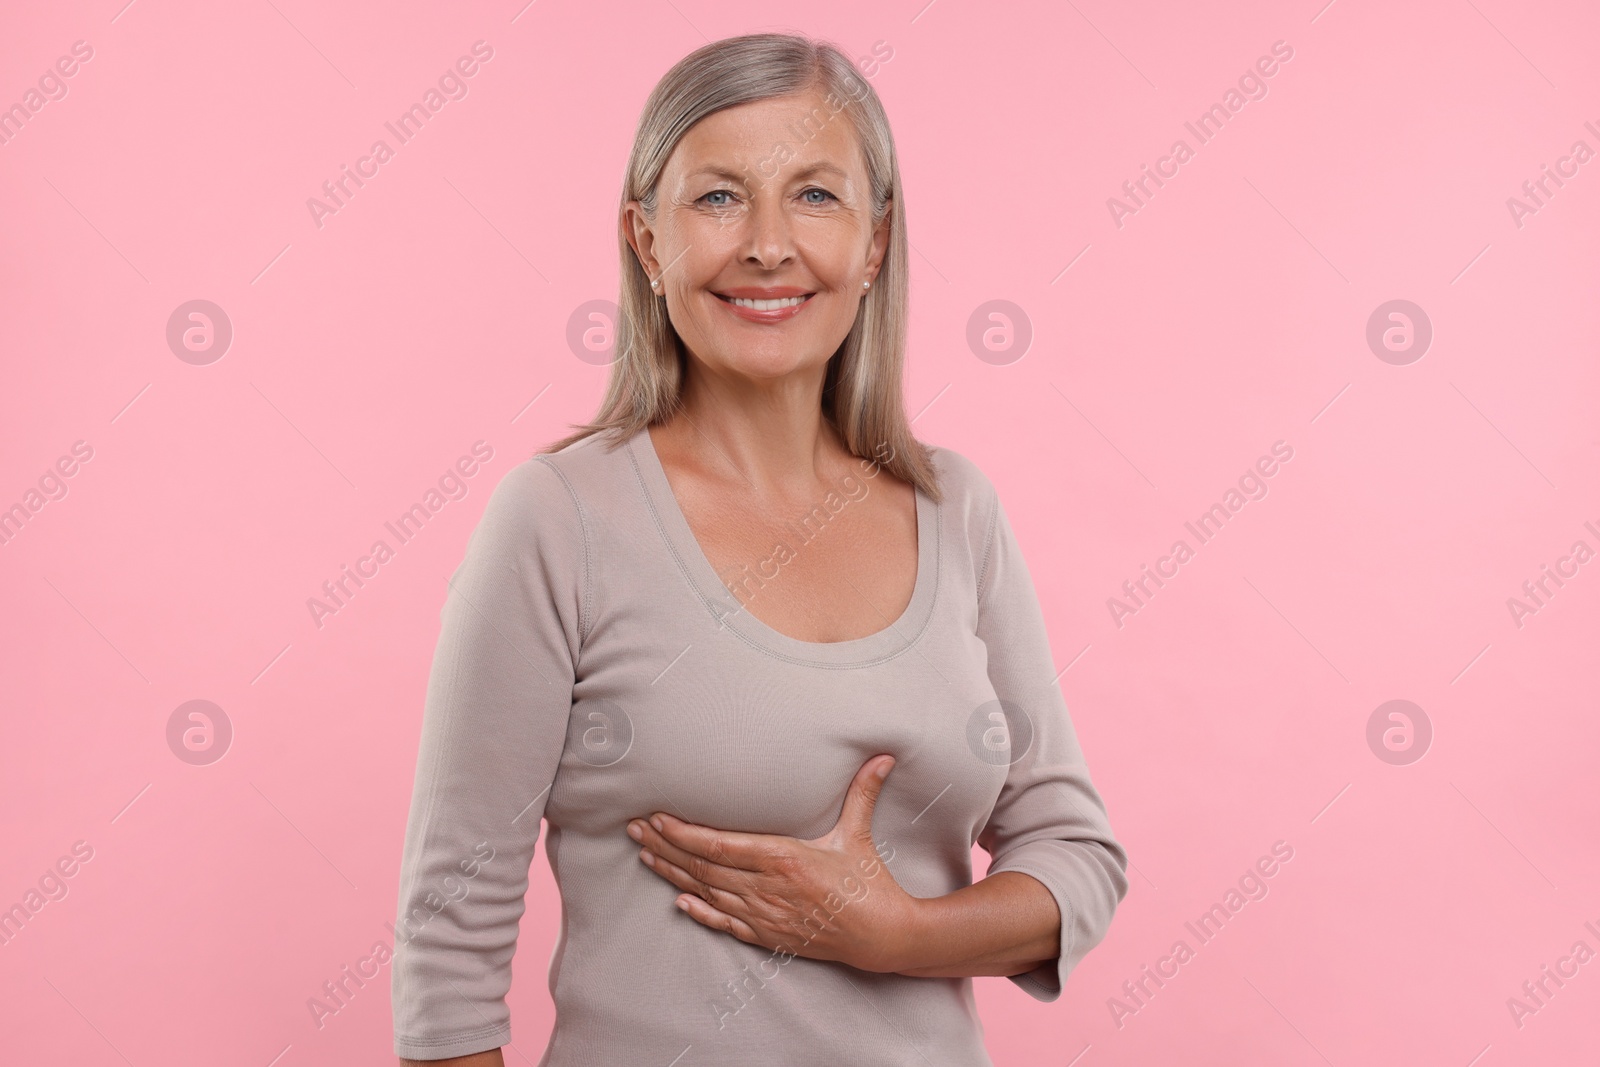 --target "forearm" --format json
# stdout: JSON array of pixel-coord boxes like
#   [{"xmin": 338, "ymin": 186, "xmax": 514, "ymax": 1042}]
[
  {"xmin": 890, "ymin": 870, "xmax": 1060, "ymax": 979},
  {"xmin": 399, "ymin": 1050, "xmax": 504, "ymax": 1067}
]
